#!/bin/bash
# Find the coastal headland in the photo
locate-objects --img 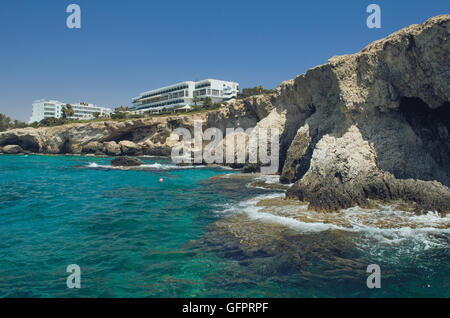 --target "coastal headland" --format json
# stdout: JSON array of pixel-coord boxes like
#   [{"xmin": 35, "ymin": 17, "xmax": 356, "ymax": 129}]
[{"xmin": 1, "ymin": 15, "xmax": 449, "ymax": 214}]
